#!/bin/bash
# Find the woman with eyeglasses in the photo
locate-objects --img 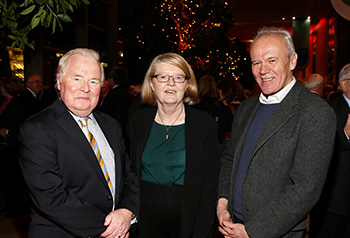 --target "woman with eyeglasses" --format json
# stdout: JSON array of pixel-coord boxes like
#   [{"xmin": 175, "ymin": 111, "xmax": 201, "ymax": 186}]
[{"xmin": 130, "ymin": 52, "xmax": 219, "ymax": 238}]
